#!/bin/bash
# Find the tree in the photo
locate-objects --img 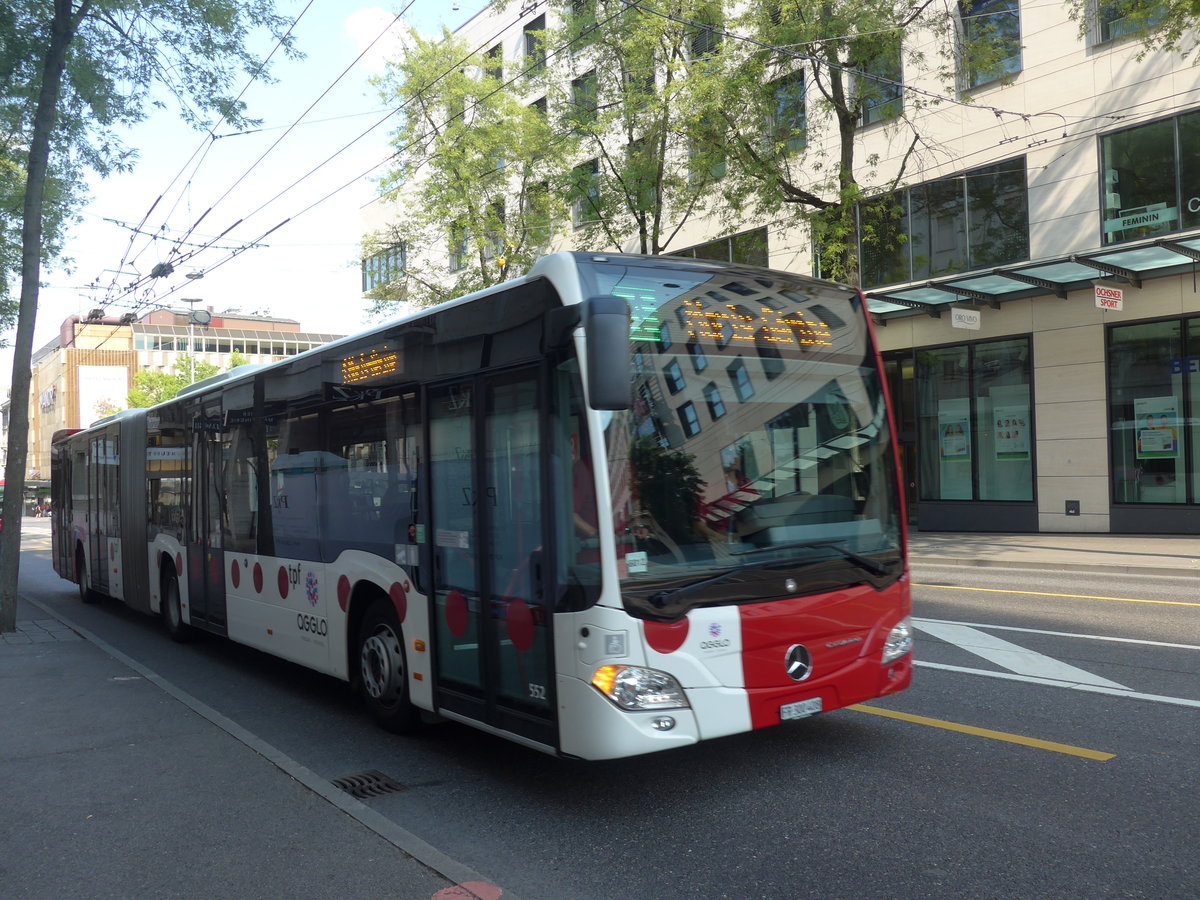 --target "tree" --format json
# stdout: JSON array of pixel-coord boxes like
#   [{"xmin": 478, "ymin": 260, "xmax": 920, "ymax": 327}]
[
  {"xmin": 126, "ymin": 352, "xmax": 247, "ymax": 407},
  {"xmin": 368, "ymin": 25, "xmax": 574, "ymax": 311},
  {"xmin": 0, "ymin": 0, "xmax": 296, "ymax": 633}
]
